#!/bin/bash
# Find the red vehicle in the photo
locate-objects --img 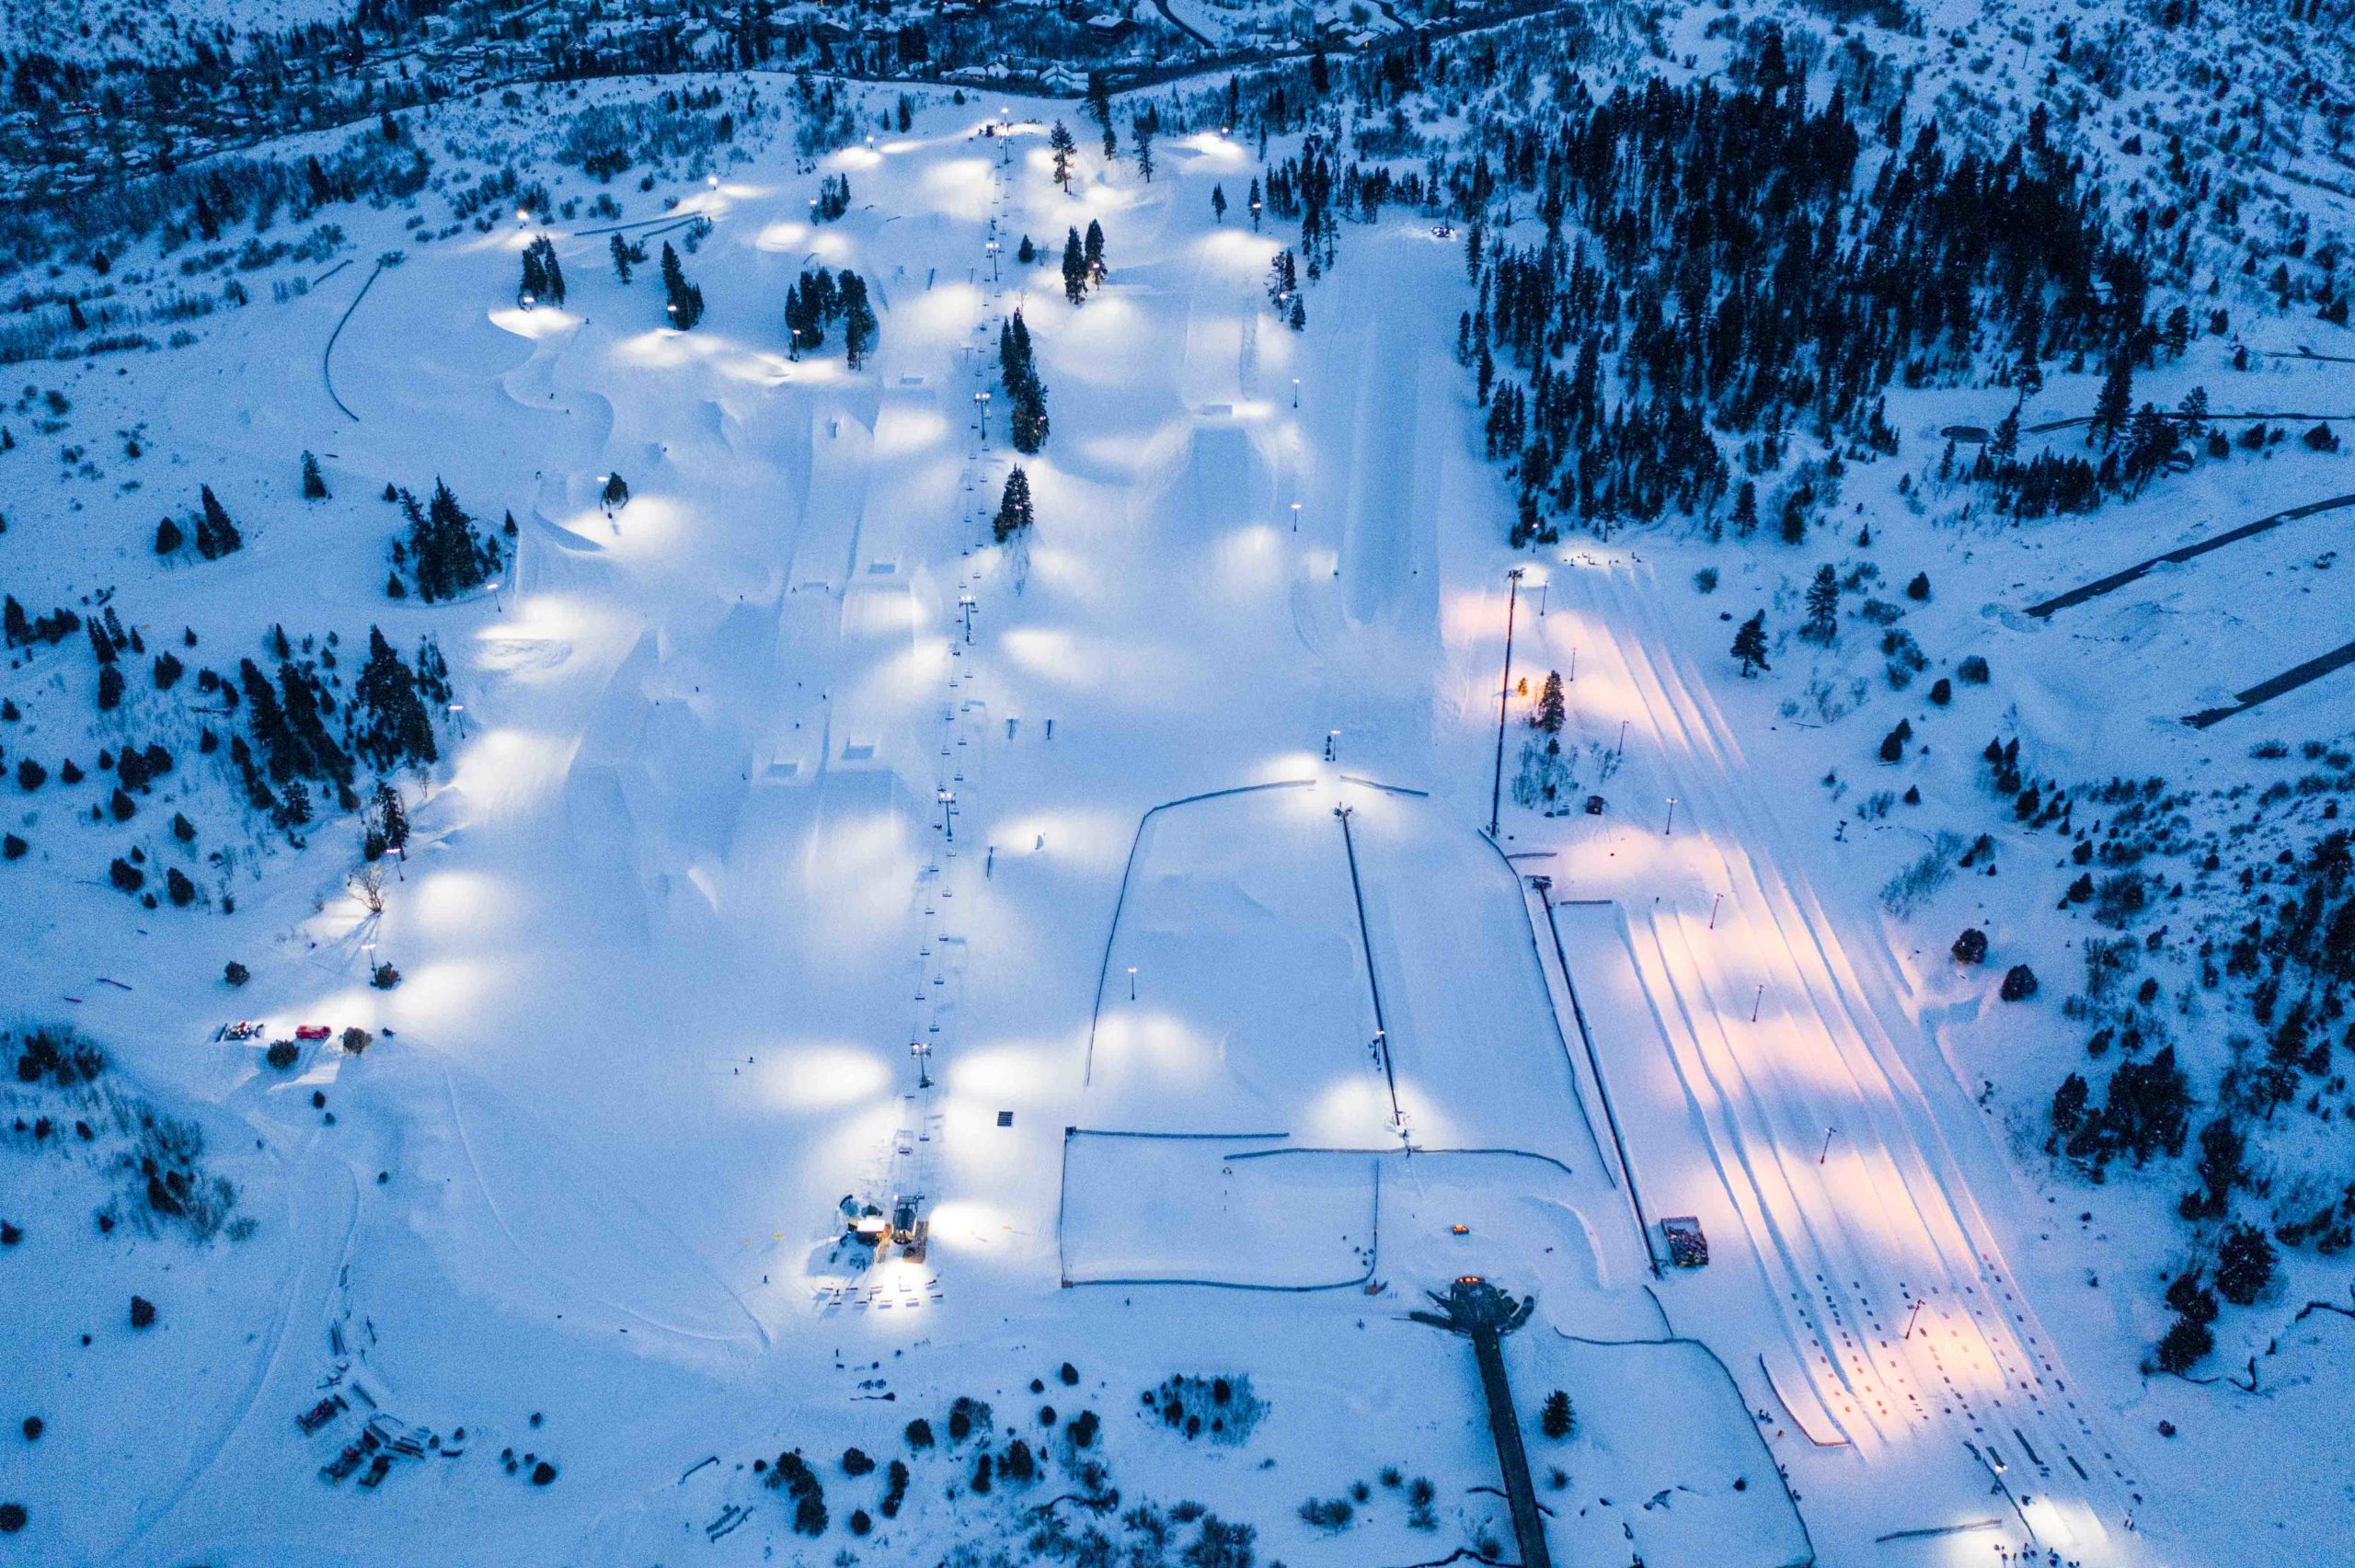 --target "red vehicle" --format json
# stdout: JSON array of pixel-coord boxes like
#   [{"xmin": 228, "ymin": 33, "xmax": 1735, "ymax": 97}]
[
  {"xmin": 321, "ymin": 1446, "xmax": 365, "ymax": 1483},
  {"xmin": 295, "ymin": 1024, "xmax": 332, "ymax": 1041}
]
